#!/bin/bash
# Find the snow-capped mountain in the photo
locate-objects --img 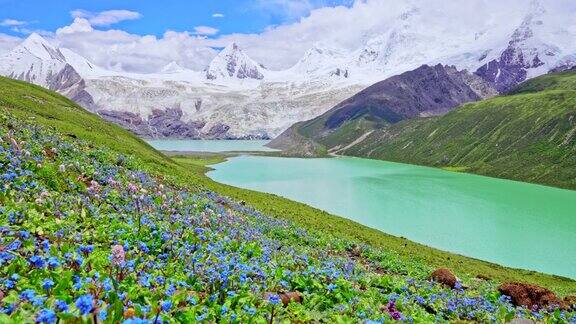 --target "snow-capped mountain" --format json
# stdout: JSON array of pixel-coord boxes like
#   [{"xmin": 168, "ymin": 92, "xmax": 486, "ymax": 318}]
[
  {"xmin": 475, "ymin": 4, "xmax": 571, "ymax": 92},
  {"xmin": 0, "ymin": 0, "xmax": 575, "ymax": 139},
  {"xmin": 288, "ymin": 43, "xmax": 351, "ymax": 79},
  {"xmin": 205, "ymin": 43, "xmax": 265, "ymax": 81},
  {"xmin": 0, "ymin": 33, "xmax": 93, "ymax": 106},
  {"xmin": 159, "ymin": 61, "xmax": 187, "ymax": 74}
]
